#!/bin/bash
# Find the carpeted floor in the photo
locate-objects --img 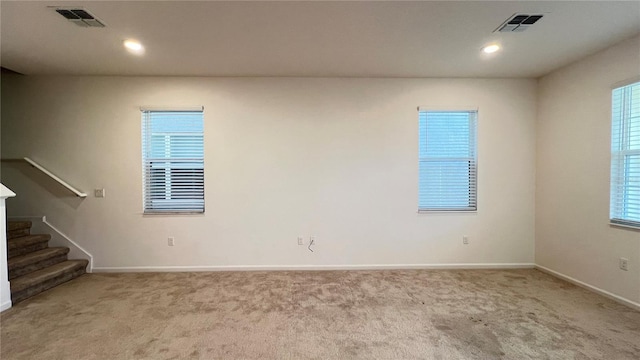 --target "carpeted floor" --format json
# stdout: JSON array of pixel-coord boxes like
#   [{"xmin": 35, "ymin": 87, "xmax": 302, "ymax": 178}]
[{"xmin": 1, "ymin": 269, "xmax": 639, "ymax": 359}]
